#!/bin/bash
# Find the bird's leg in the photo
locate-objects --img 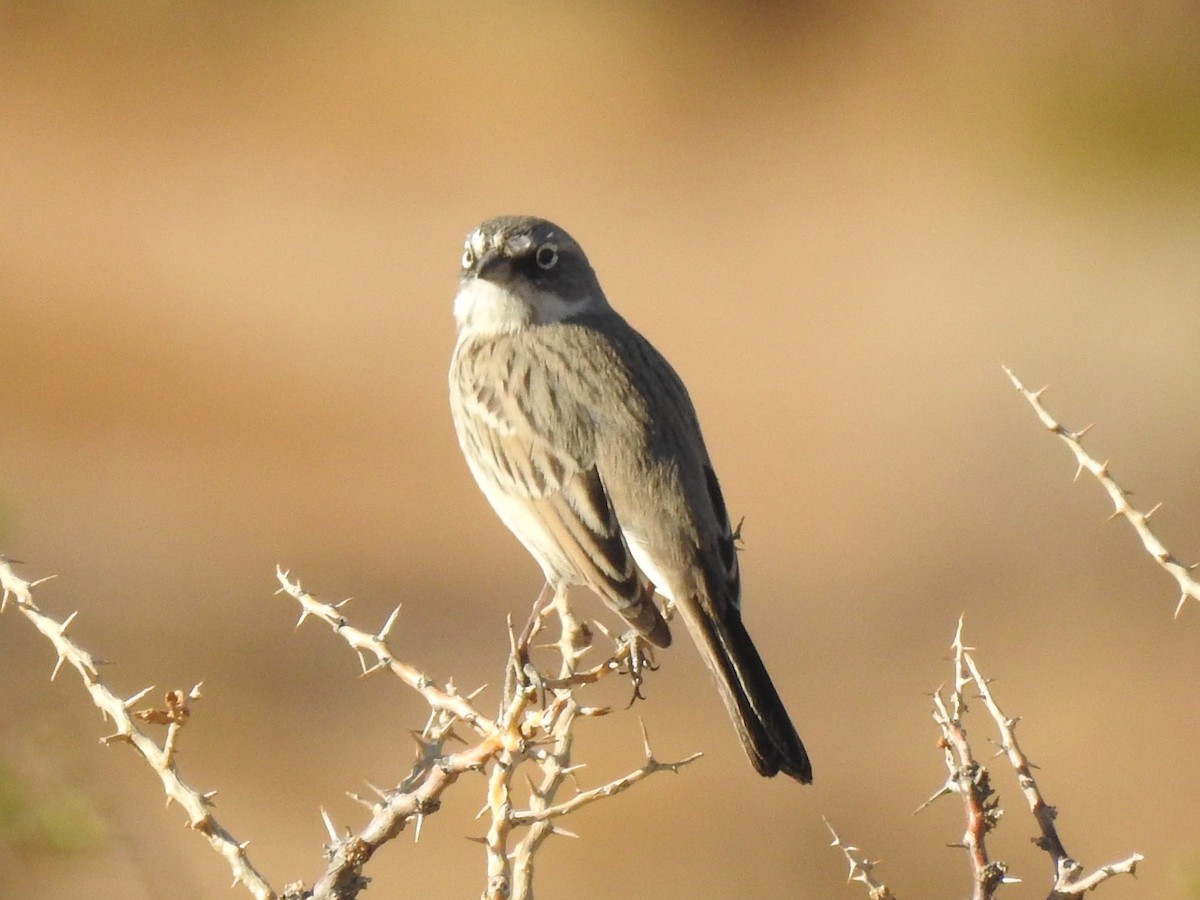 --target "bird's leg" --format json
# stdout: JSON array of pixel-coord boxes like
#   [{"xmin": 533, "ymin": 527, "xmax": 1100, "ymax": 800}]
[
  {"xmin": 517, "ymin": 581, "xmax": 558, "ymax": 653},
  {"xmin": 512, "ymin": 582, "xmax": 558, "ymax": 706}
]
